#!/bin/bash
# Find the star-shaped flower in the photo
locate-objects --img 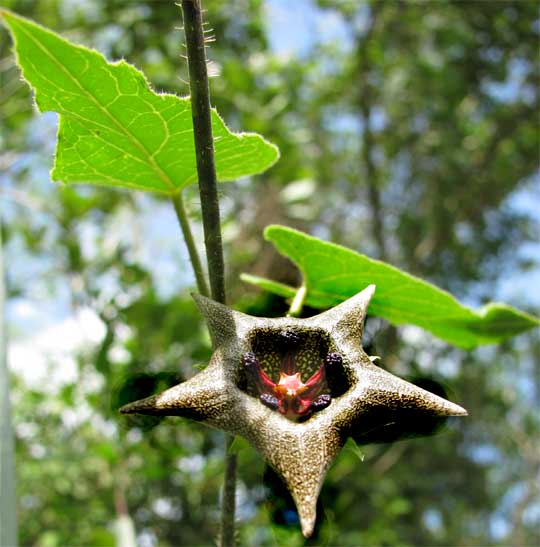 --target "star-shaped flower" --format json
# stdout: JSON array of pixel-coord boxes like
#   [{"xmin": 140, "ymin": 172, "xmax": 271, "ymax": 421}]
[{"xmin": 120, "ymin": 286, "xmax": 467, "ymax": 537}]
